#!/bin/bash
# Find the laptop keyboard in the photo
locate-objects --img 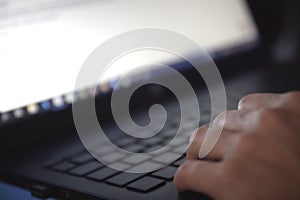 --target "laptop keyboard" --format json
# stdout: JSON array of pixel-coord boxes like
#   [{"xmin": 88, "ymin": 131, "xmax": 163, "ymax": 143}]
[
  {"xmin": 43, "ymin": 144, "xmax": 189, "ymax": 192},
  {"xmin": 44, "ymin": 150, "xmax": 187, "ymax": 193},
  {"xmin": 41, "ymin": 105, "xmax": 213, "ymax": 194}
]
